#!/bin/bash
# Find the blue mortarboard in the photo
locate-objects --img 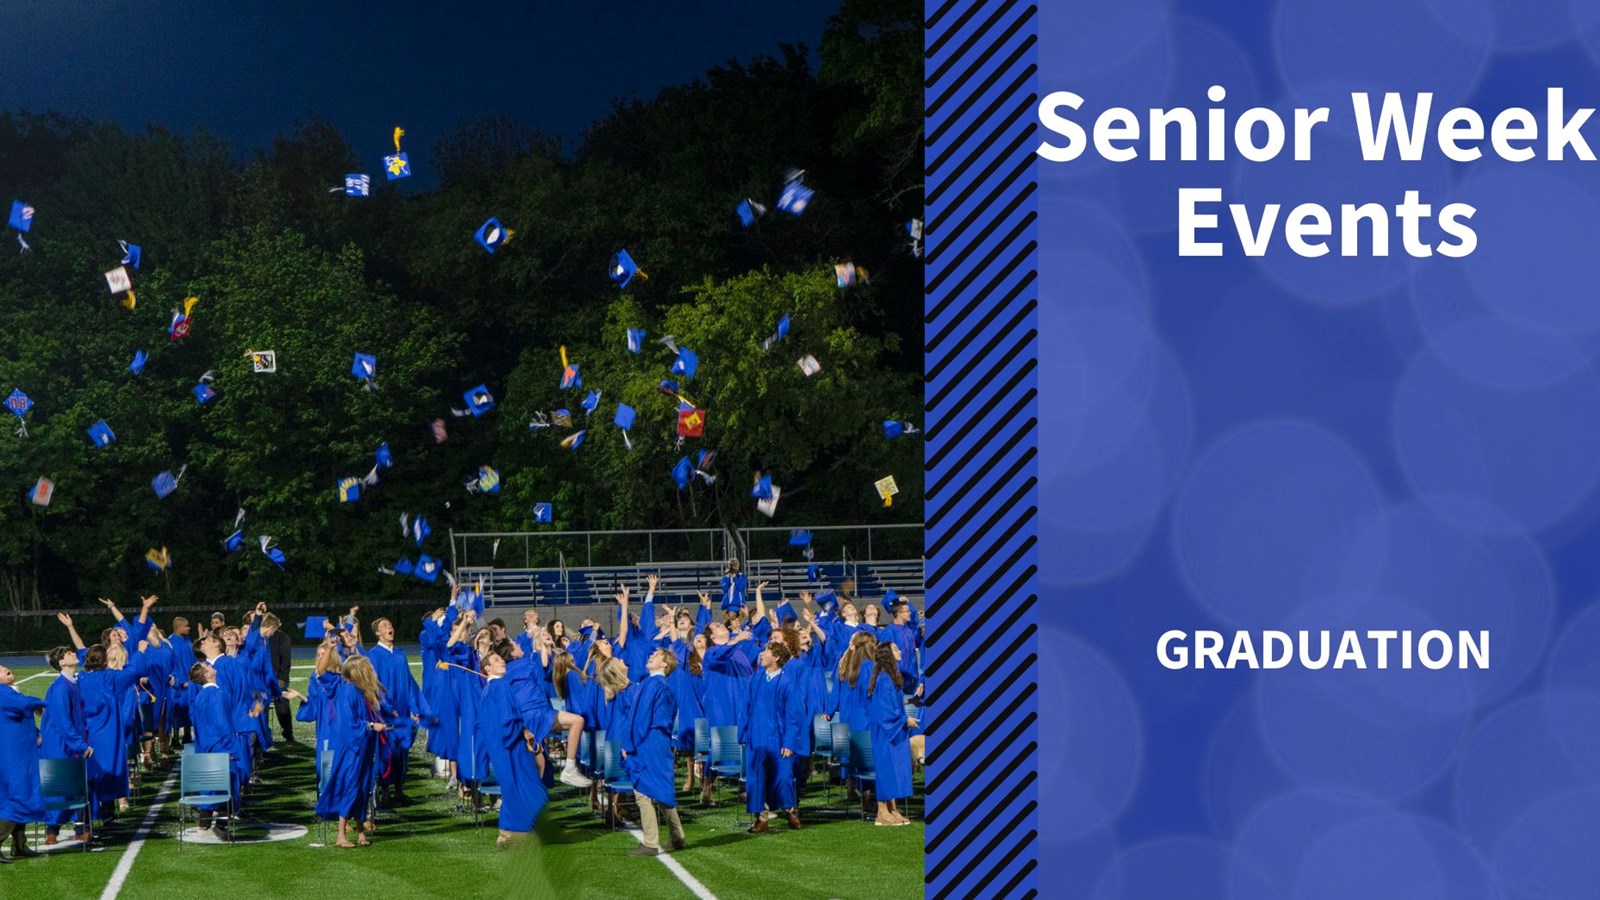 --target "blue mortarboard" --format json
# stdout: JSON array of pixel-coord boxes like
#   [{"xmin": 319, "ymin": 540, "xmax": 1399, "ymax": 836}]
[
  {"xmin": 775, "ymin": 601, "xmax": 798, "ymax": 624},
  {"xmin": 120, "ymin": 241, "xmax": 141, "ymax": 269},
  {"xmin": 193, "ymin": 382, "xmax": 216, "ymax": 405},
  {"xmin": 145, "ymin": 547, "xmax": 171, "ymax": 572},
  {"xmin": 260, "ymin": 536, "xmax": 287, "ymax": 570},
  {"xmin": 561, "ymin": 430, "xmax": 586, "ymax": 450},
  {"xmin": 344, "ymin": 174, "xmax": 370, "ymax": 197},
  {"xmin": 613, "ymin": 404, "xmax": 636, "ymax": 431},
  {"xmin": 384, "ymin": 152, "xmax": 410, "ymax": 180},
  {"xmin": 351, "ymin": 352, "xmax": 377, "ymax": 382},
  {"xmin": 777, "ymin": 314, "xmax": 790, "ymax": 341},
  {"xmin": 883, "ymin": 420, "xmax": 905, "ymax": 440},
  {"xmin": 477, "ymin": 465, "xmax": 500, "ymax": 494},
  {"xmin": 552, "ymin": 409, "xmax": 572, "ymax": 428},
  {"xmin": 376, "ymin": 442, "xmax": 393, "ymax": 469},
  {"xmin": 8, "ymin": 201, "xmax": 34, "ymax": 232},
  {"xmin": 415, "ymin": 555, "xmax": 441, "ymax": 584},
  {"xmin": 816, "ymin": 590, "xmax": 838, "ymax": 612},
  {"xmin": 152, "ymin": 470, "xmax": 178, "ymax": 499},
  {"xmin": 777, "ymin": 177, "xmax": 813, "ymax": 216},
  {"xmin": 6, "ymin": 389, "xmax": 33, "ymax": 423},
  {"xmin": 393, "ymin": 557, "xmax": 416, "ymax": 577},
  {"xmin": 475, "ymin": 218, "xmax": 512, "ymax": 253},
  {"xmin": 338, "ymin": 476, "xmax": 361, "ymax": 503},
  {"xmin": 581, "ymin": 390, "xmax": 600, "ymax": 414},
  {"xmin": 882, "ymin": 588, "xmax": 899, "ymax": 611},
  {"xmin": 223, "ymin": 529, "xmax": 245, "ymax": 553},
  {"xmin": 412, "ymin": 515, "xmax": 432, "ymax": 547},
  {"xmin": 671, "ymin": 347, "xmax": 699, "ymax": 380},
  {"xmin": 656, "ymin": 380, "xmax": 679, "ymax": 397},
  {"xmin": 303, "ymin": 616, "xmax": 331, "ymax": 640},
  {"xmin": 626, "ymin": 328, "xmax": 646, "ymax": 354},
  {"xmin": 129, "ymin": 350, "xmax": 147, "ymax": 376},
  {"xmin": 789, "ymin": 529, "xmax": 813, "ymax": 548},
  {"xmin": 533, "ymin": 502, "xmax": 552, "ymax": 523},
  {"xmin": 609, "ymin": 249, "xmax": 642, "ymax": 288},
  {"xmin": 87, "ymin": 420, "xmax": 115, "ymax": 448},
  {"xmin": 807, "ymin": 563, "xmax": 820, "ymax": 581},
  {"xmin": 462, "ymin": 384, "xmax": 495, "ymax": 417},
  {"xmin": 560, "ymin": 346, "xmax": 582, "ymax": 390},
  {"xmin": 672, "ymin": 456, "xmax": 694, "ymax": 490},
  {"xmin": 736, "ymin": 198, "xmax": 766, "ymax": 228},
  {"xmin": 697, "ymin": 449, "xmax": 715, "ymax": 470},
  {"xmin": 751, "ymin": 474, "xmax": 773, "ymax": 500}
]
